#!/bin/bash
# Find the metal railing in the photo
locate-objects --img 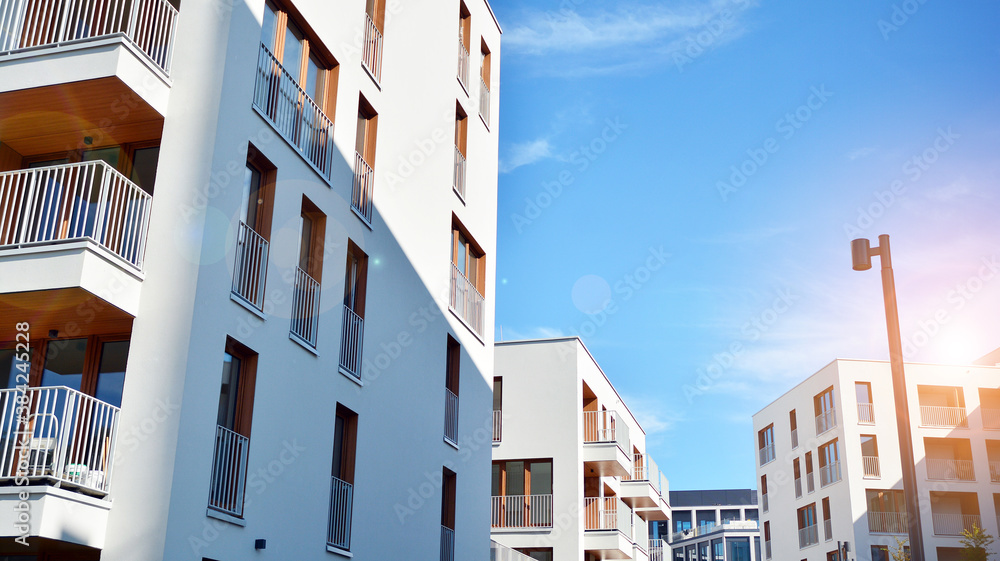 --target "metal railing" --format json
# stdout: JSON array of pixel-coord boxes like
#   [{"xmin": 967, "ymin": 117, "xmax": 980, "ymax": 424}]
[
  {"xmin": 627, "ymin": 453, "xmax": 661, "ymax": 494},
  {"xmin": 290, "ymin": 267, "xmax": 321, "ymax": 347},
  {"xmin": 863, "ymin": 455, "xmax": 881, "ymax": 478},
  {"xmin": 362, "ymin": 13, "xmax": 382, "ymax": 83},
  {"xmin": 479, "ymin": 75, "xmax": 490, "ymax": 125},
  {"xmin": 0, "ymin": 0, "xmax": 178, "ymax": 73},
  {"xmin": 232, "ymin": 221, "xmax": 269, "ymax": 311},
  {"xmin": 765, "ymin": 539, "xmax": 771, "ymax": 559},
  {"xmin": 453, "ymin": 146, "xmax": 466, "ymax": 199},
  {"xmin": 352, "ymin": 152, "xmax": 374, "ymax": 223},
  {"xmin": 649, "ymin": 539, "xmax": 665, "ymax": 561},
  {"xmin": 990, "ymin": 460, "xmax": 1000, "ymax": 482},
  {"xmin": 449, "ymin": 262, "xmax": 485, "ymax": 337},
  {"xmin": 0, "ymin": 386, "xmax": 119, "ymax": 495},
  {"xmin": 824, "ymin": 518, "xmax": 832, "ymax": 541},
  {"xmin": 926, "ymin": 458, "xmax": 975, "ymax": 481},
  {"xmin": 794, "ymin": 476, "xmax": 802, "ymax": 498},
  {"xmin": 339, "ymin": 306, "xmax": 364, "ymax": 379},
  {"xmin": 254, "ymin": 44, "xmax": 335, "ymax": 178},
  {"xmin": 327, "ymin": 476, "xmax": 353, "ymax": 550},
  {"xmin": 491, "ymin": 494, "xmax": 553, "ymax": 528},
  {"xmin": 440, "ymin": 525, "xmax": 455, "ymax": 561},
  {"xmin": 444, "ymin": 388, "xmax": 458, "ymax": 444},
  {"xmin": 492, "ymin": 409, "xmax": 501, "ymax": 442},
  {"xmin": 208, "ymin": 424, "xmax": 249, "ymax": 517},
  {"xmin": 806, "ymin": 472, "xmax": 814, "ymax": 493},
  {"xmin": 0, "ymin": 160, "xmax": 152, "ymax": 268},
  {"xmin": 762, "ymin": 493, "xmax": 768, "ymax": 512},
  {"xmin": 758, "ymin": 443, "xmax": 775, "ymax": 465},
  {"xmin": 932, "ymin": 513, "xmax": 982, "ymax": 536},
  {"xmin": 491, "ymin": 541, "xmax": 535, "ymax": 561},
  {"xmin": 983, "ymin": 408, "xmax": 1000, "ymax": 429},
  {"xmin": 858, "ymin": 402, "xmax": 875, "ymax": 424},
  {"xmin": 583, "ymin": 410, "xmax": 630, "ymax": 454},
  {"xmin": 815, "ymin": 408, "xmax": 836, "ymax": 435},
  {"xmin": 920, "ymin": 405, "xmax": 968, "ymax": 427},
  {"xmin": 457, "ymin": 37, "xmax": 469, "ymax": 88},
  {"xmin": 820, "ymin": 461, "xmax": 841, "ymax": 487},
  {"xmin": 798, "ymin": 523, "xmax": 818, "ymax": 548},
  {"xmin": 584, "ymin": 497, "xmax": 631, "ymax": 535},
  {"xmin": 791, "ymin": 427, "xmax": 798, "ymax": 448},
  {"xmin": 868, "ymin": 511, "xmax": 907, "ymax": 534}
]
